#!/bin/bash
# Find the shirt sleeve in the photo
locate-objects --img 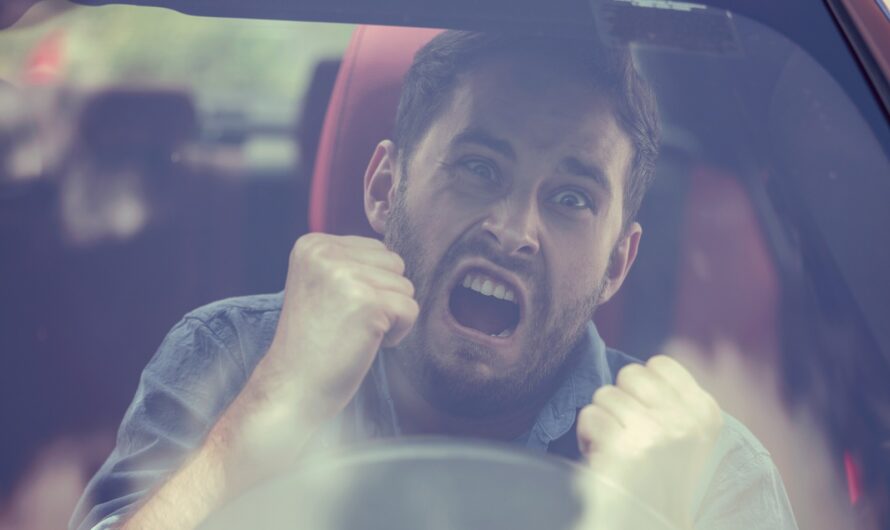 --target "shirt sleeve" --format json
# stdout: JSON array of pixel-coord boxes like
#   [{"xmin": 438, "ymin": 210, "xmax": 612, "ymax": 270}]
[
  {"xmin": 693, "ymin": 415, "xmax": 799, "ymax": 530},
  {"xmin": 68, "ymin": 317, "xmax": 251, "ymax": 530}
]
